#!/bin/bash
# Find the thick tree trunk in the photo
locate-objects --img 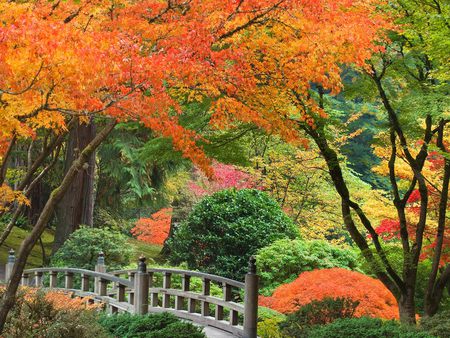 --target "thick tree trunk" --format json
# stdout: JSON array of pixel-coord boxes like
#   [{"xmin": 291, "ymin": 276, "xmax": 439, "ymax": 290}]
[
  {"xmin": 52, "ymin": 119, "xmax": 96, "ymax": 253},
  {"xmin": 0, "ymin": 120, "xmax": 115, "ymax": 333},
  {"xmin": 398, "ymin": 288, "xmax": 416, "ymax": 324}
]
